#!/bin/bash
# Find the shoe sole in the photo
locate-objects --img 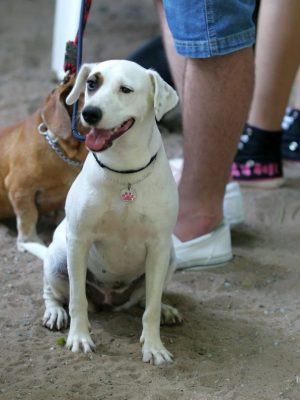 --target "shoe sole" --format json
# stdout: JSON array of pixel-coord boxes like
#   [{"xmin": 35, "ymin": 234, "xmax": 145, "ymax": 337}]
[
  {"xmin": 283, "ymin": 159, "xmax": 300, "ymax": 175},
  {"xmin": 235, "ymin": 177, "xmax": 285, "ymax": 189},
  {"xmin": 176, "ymin": 252, "xmax": 233, "ymax": 271}
]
